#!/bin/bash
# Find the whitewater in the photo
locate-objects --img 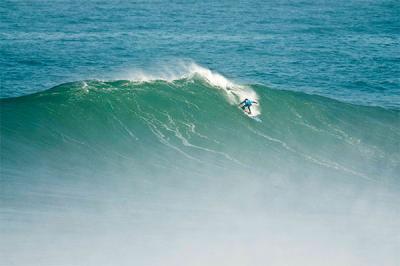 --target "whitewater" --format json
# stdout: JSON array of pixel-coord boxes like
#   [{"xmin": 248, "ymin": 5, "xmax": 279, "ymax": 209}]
[{"xmin": 1, "ymin": 64, "xmax": 399, "ymax": 266}]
